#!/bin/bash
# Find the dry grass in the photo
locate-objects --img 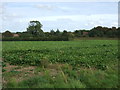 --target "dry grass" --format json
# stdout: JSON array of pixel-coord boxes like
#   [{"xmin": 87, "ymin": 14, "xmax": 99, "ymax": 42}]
[{"xmin": 3, "ymin": 62, "xmax": 72, "ymax": 85}]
